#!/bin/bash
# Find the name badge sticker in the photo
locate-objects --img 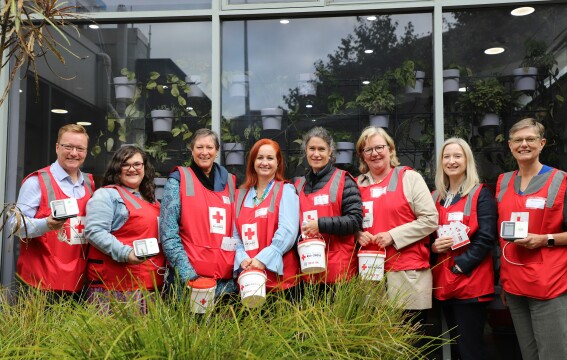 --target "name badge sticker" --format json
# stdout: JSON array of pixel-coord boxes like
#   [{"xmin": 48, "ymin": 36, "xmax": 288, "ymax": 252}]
[
  {"xmin": 371, "ymin": 187, "xmax": 387, "ymax": 198},
  {"xmin": 525, "ymin": 197, "xmax": 545, "ymax": 210},
  {"xmin": 220, "ymin": 237, "xmax": 238, "ymax": 251},
  {"xmin": 303, "ymin": 210, "xmax": 318, "ymax": 223},
  {"xmin": 255, "ymin": 207, "xmax": 268, "ymax": 218},
  {"xmin": 448, "ymin": 212, "xmax": 464, "ymax": 222},
  {"xmin": 222, "ymin": 196, "xmax": 231, "ymax": 204},
  {"xmin": 314, "ymin": 194, "xmax": 329, "ymax": 206}
]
